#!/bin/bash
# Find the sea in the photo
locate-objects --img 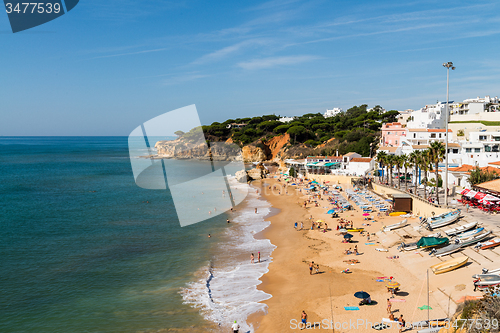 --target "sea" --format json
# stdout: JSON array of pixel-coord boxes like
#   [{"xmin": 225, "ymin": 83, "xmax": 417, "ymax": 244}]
[{"xmin": 0, "ymin": 137, "xmax": 275, "ymax": 333}]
